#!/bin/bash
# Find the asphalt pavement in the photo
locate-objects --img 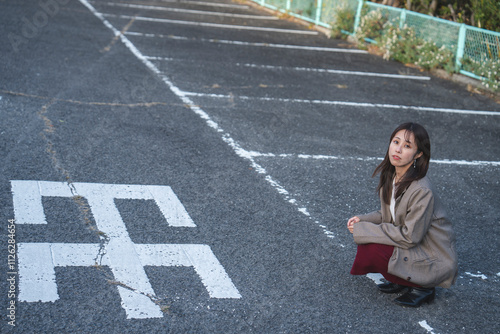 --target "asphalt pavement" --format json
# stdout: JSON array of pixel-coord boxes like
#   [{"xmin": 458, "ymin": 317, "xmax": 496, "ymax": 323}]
[{"xmin": 1, "ymin": 0, "xmax": 499, "ymax": 333}]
